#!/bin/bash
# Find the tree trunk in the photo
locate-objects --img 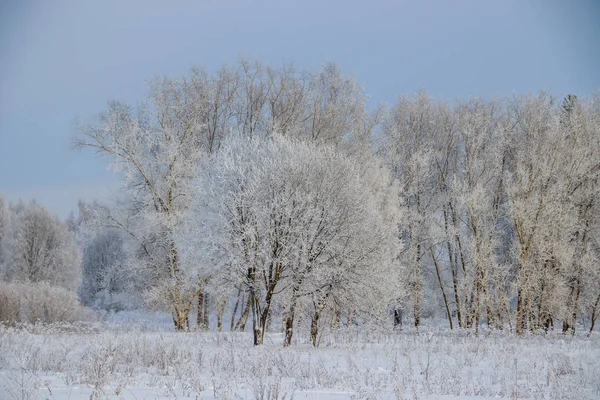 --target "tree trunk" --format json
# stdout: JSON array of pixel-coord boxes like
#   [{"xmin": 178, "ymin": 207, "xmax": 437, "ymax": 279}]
[
  {"xmin": 516, "ymin": 288, "xmax": 525, "ymax": 335},
  {"xmin": 168, "ymin": 245, "xmax": 190, "ymax": 332},
  {"xmin": 570, "ymin": 278, "xmax": 581, "ymax": 335},
  {"xmin": 173, "ymin": 300, "xmax": 191, "ymax": 331},
  {"xmin": 235, "ymin": 294, "xmax": 251, "ymax": 331},
  {"xmin": 283, "ymin": 307, "xmax": 295, "ymax": 347},
  {"xmin": 230, "ymin": 288, "xmax": 242, "ymax": 331},
  {"xmin": 311, "ymin": 310, "xmax": 321, "ymax": 347},
  {"xmin": 173, "ymin": 309, "xmax": 186, "ymax": 331},
  {"xmin": 393, "ymin": 309, "xmax": 403, "ymax": 328},
  {"xmin": 413, "ymin": 233, "xmax": 422, "ymax": 329},
  {"xmin": 589, "ymin": 294, "xmax": 600, "ymax": 337},
  {"xmin": 431, "ymin": 249, "xmax": 453, "ymax": 330},
  {"xmin": 216, "ymin": 298, "xmax": 226, "ymax": 332},
  {"xmin": 474, "ymin": 264, "xmax": 484, "ymax": 335},
  {"xmin": 197, "ymin": 290, "xmax": 206, "ymax": 330},
  {"xmin": 250, "ymin": 269, "xmax": 278, "ymax": 346},
  {"xmin": 310, "ymin": 294, "xmax": 330, "ymax": 347},
  {"xmin": 203, "ymin": 291, "xmax": 209, "ymax": 328},
  {"xmin": 266, "ymin": 307, "xmax": 273, "ymax": 333},
  {"xmin": 253, "ymin": 297, "xmax": 273, "ymax": 346},
  {"xmin": 251, "ymin": 295, "xmax": 263, "ymax": 345},
  {"xmin": 465, "ymin": 283, "xmax": 476, "ymax": 329},
  {"xmin": 483, "ymin": 285, "xmax": 495, "ymax": 329},
  {"xmin": 516, "ymin": 250, "xmax": 529, "ymax": 336},
  {"xmin": 449, "ymin": 202, "xmax": 468, "ymax": 322},
  {"xmin": 284, "ymin": 276, "xmax": 305, "ymax": 346},
  {"xmin": 443, "ymin": 205, "xmax": 463, "ymax": 328},
  {"xmin": 331, "ymin": 302, "xmax": 341, "ymax": 329},
  {"xmin": 347, "ymin": 309, "xmax": 354, "ymax": 327},
  {"xmin": 563, "ymin": 285, "xmax": 575, "ymax": 334}
]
